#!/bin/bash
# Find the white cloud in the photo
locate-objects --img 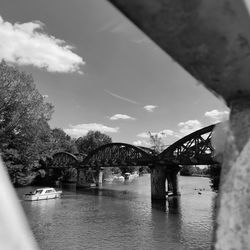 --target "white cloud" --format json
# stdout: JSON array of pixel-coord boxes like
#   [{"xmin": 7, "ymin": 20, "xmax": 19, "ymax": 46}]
[
  {"xmin": 137, "ymin": 132, "xmax": 150, "ymax": 138},
  {"xmin": 204, "ymin": 109, "xmax": 229, "ymax": 123},
  {"xmin": 101, "ymin": 21, "xmax": 134, "ymax": 36},
  {"xmin": 98, "ymin": 20, "xmax": 117, "ymax": 32},
  {"xmin": 136, "ymin": 121, "xmax": 204, "ymax": 148},
  {"xmin": 105, "ymin": 89, "xmax": 137, "ymax": 104},
  {"xmin": 159, "ymin": 129, "xmax": 175, "ymax": 137},
  {"xmin": 136, "ymin": 129, "xmax": 178, "ymax": 148},
  {"xmin": 144, "ymin": 105, "xmax": 158, "ymax": 112},
  {"xmin": 110, "ymin": 114, "xmax": 135, "ymax": 121},
  {"xmin": 99, "ymin": 21, "xmax": 150, "ymax": 46},
  {"xmin": 137, "ymin": 129, "xmax": 174, "ymax": 139},
  {"xmin": 178, "ymin": 120, "xmax": 202, "ymax": 135},
  {"xmin": 133, "ymin": 140, "xmax": 151, "ymax": 147},
  {"xmin": 110, "ymin": 22, "xmax": 130, "ymax": 34},
  {"xmin": 133, "ymin": 37, "xmax": 150, "ymax": 44},
  {"xmin": 135, "ymin": 120, "xmax": 205, "ymax": 149},
  {"xmin": 64, "ymin": 123, "xmax": 119, "ymax": 138},
  {"xmin": 0, "ymin": 16, "xmax": 84, "ymax": 73}
]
